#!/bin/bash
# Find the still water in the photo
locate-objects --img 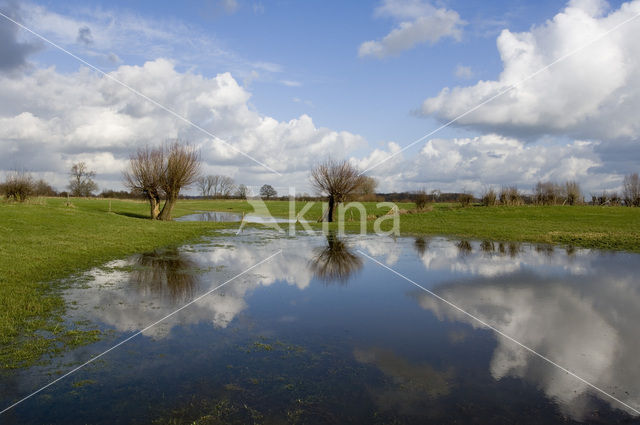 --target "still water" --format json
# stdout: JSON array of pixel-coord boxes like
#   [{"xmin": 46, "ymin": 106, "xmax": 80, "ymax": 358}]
[
  {"xmin": 1, "ymin": 230, "xmax": 639, "ymax": 424},
  {"xmin": 176, "ymin": 211, "xmax": 307, "ymax": 223}
]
